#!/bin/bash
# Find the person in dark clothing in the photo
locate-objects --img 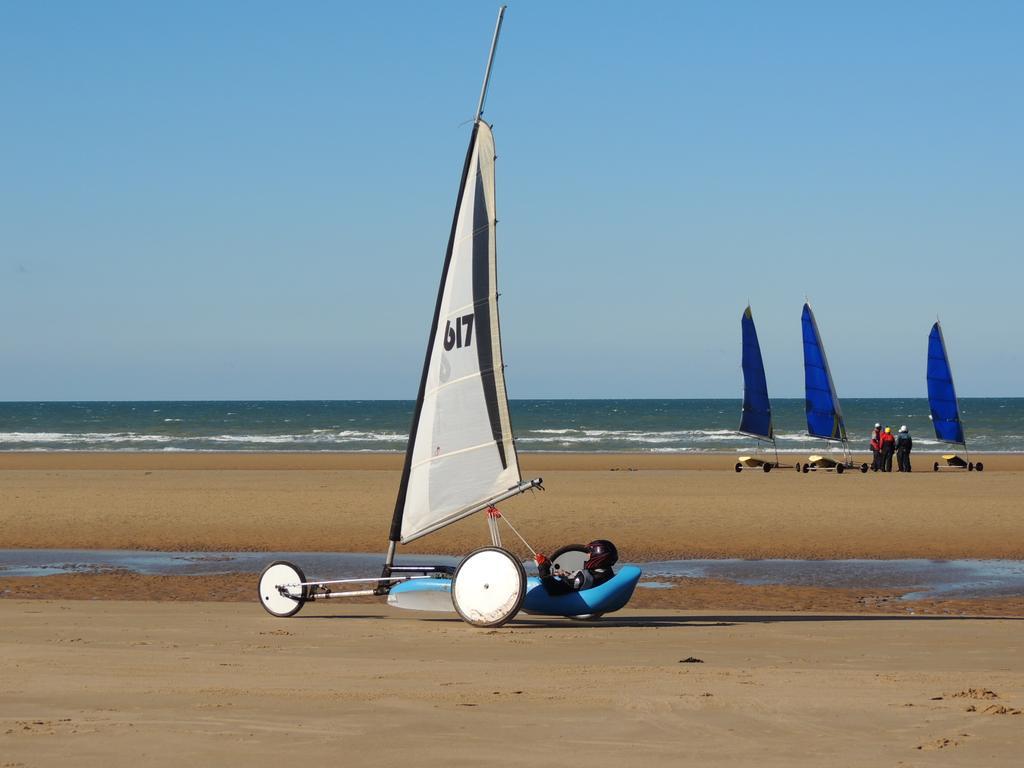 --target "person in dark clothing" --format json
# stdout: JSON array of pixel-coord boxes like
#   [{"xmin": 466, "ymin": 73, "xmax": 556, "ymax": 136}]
[
  {"xmin": 880, "ymin": 426, "xmax": 896, "ymax": 472},
  {"xmin": 869, "ymin": 423, "xmax": 882, "ymax": 471},
  {"xmin": 895, "ymin": 425, "xmax": 913, "ymax": 472},
  {"xmin": 534, "ymin": 540, "xmax": 617, "ymax": 596}
]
